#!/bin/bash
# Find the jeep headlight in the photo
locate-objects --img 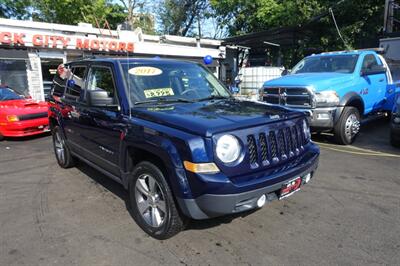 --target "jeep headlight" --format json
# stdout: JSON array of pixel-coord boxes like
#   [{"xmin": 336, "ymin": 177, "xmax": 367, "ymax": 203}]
[
  {"xmin": 216, "ymin": 134, "xmax": 241, "ymax": 163},
  {"xmin": 314, "ymin": 90, "xmax": 339, "ymax": 107}
]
